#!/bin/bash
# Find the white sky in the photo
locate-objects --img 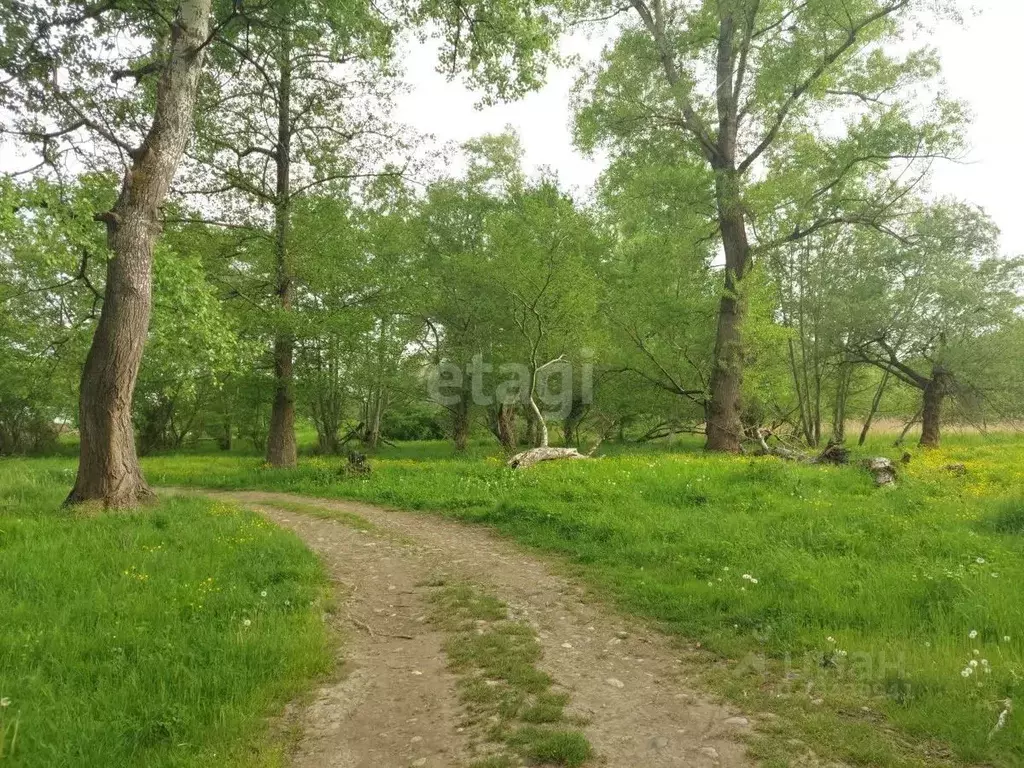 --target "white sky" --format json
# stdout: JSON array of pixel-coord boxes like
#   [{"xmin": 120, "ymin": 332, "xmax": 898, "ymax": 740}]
[{"xmin": 394, "ymin": 1, "xmax": 1024, "ymax": 255}]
